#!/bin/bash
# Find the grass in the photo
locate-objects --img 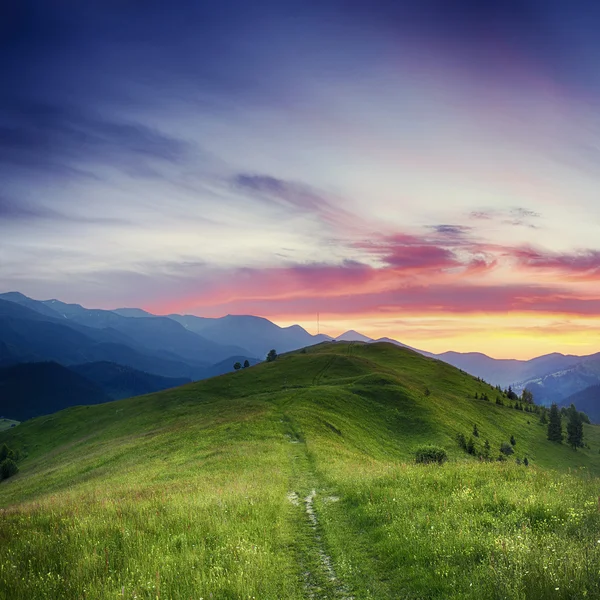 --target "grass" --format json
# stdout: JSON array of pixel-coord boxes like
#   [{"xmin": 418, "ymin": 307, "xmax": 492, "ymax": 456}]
[
  {"xmin": 1, "ymin": 341, "xmax": 599, "ymax": 599},
  {"xmin": 0, "ymin": 419, "xmax": 18, "ymax": 432}
]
